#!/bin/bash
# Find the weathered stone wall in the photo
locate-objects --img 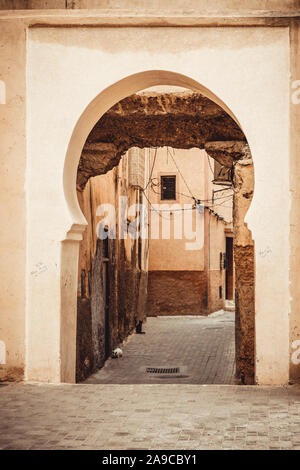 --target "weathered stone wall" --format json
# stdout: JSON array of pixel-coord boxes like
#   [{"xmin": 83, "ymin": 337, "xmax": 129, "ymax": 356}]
[
  {"xmin": 76, "ymin": 238, "xmax": 106, "ymax": 382},
  {"xmin": 234, "ymin": 244, "xmax": 255, "ymax": 385},
  {"xmin": 208, "ymin": 270, "xmax": 224, "ymax": 313},
  {"xmin": 76, "ymin": 158, "xmax": 148, "ymax": 382},
  {"xmin": 78, "ymin": 93, "xmax": 245, "ymax": 189},
  {"xmin": 232, "ymin": 152, "xmax": 255, "ymax": 384},
  {"xmin": 206, "ymin": 142, "xmax": 255, "ymax": 383}
]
